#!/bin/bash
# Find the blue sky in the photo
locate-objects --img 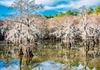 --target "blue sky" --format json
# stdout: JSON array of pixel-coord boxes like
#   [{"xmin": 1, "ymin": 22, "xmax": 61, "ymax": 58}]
[{"xmin": 0, "ymin": 0, "xmax": 100, "ymax": 19}]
